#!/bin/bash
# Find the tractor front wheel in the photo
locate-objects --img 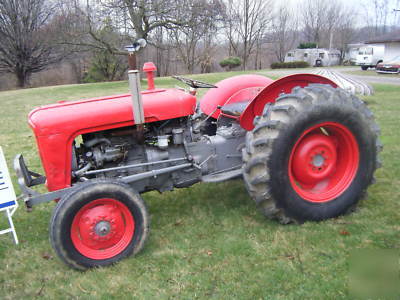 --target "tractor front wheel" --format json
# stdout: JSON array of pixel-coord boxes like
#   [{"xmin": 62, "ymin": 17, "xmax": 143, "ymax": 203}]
[
  {"xmin": 50, "ymin": 180, "xmax": 149, "ymax": 270},
  {"xmin": 243, "ymin": 84, "xmax": 381, "ymax": 223}
]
